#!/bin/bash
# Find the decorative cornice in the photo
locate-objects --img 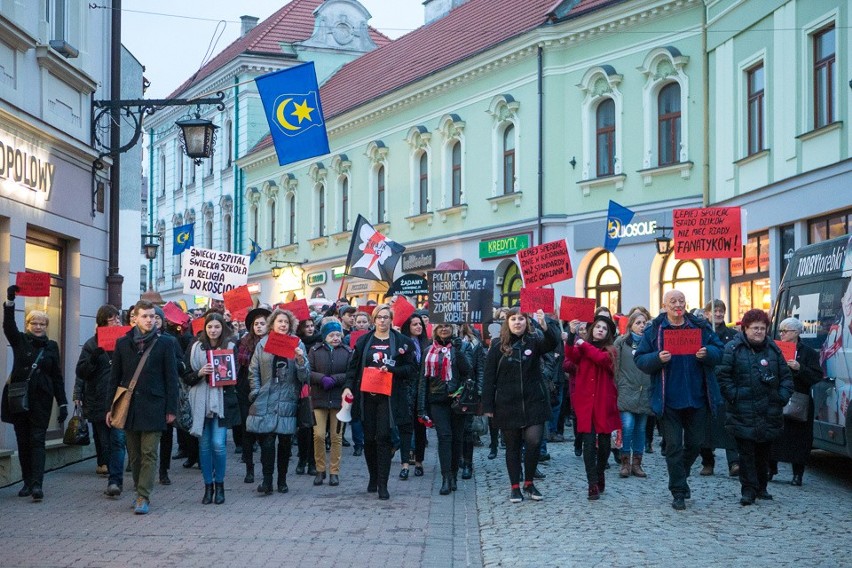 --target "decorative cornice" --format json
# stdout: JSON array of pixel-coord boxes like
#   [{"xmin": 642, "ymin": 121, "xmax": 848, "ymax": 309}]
[
  {"xmin": 0, "ymin": 14, "xmax": 37, "ymax": 52},
  {"xmin": 405, "ymin": 126, "xmax": 431, "ymax": 150},
  {"xmin": 309, "ymin": 162, "xmax": 327, "ymax": 184},
  {"xmin": 35, "ymin": 44, "xmax": 97, "ymax": 94},
  {"xmin": 365, "ymin": 140, "xmax": 388, "ymax": 165},
  {"xmin": 330, "ymin": 154, "xmax": 352, "ymax": 175}
]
